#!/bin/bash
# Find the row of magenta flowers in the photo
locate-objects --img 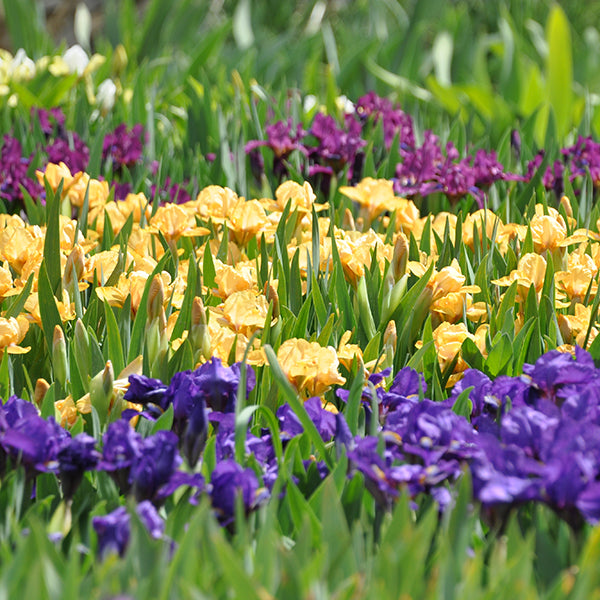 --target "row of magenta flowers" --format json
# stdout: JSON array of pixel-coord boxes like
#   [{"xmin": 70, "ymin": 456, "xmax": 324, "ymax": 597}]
[
  {"xmin": 2, "ymin": 94, "xmax": 600, "ymax": 213},
  {"xmin": 4, "ymin": 348, "xmax": 600, "ymax": 557}
]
